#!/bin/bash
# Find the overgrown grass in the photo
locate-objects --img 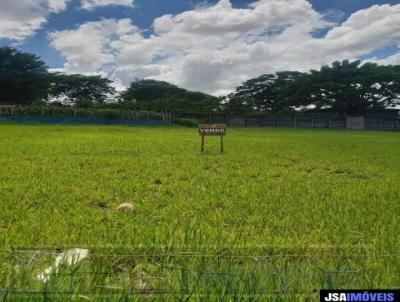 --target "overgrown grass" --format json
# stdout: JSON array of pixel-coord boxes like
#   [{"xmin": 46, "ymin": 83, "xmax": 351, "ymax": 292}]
[{"xmin": 0, "ymin": 124, "xmax": 399, "ymax": 301}]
